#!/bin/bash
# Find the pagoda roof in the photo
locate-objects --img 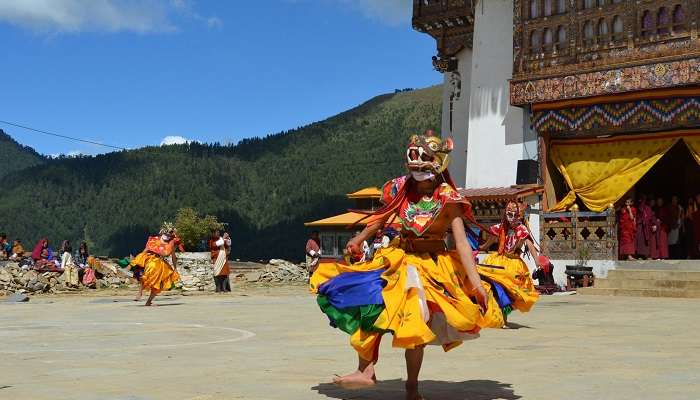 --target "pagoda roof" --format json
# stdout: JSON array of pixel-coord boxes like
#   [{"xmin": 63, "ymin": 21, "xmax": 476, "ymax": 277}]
[
  {"xmin": 304, "ymin": 212, "xmax": 367, "ymax": 227},
  {"xmin": 459, "ymin": 184, "xmax": 543, "ymax": 202},
  {"xmin": 347, "ymin": 187, "xmax": 382, "ymax": 199}
]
